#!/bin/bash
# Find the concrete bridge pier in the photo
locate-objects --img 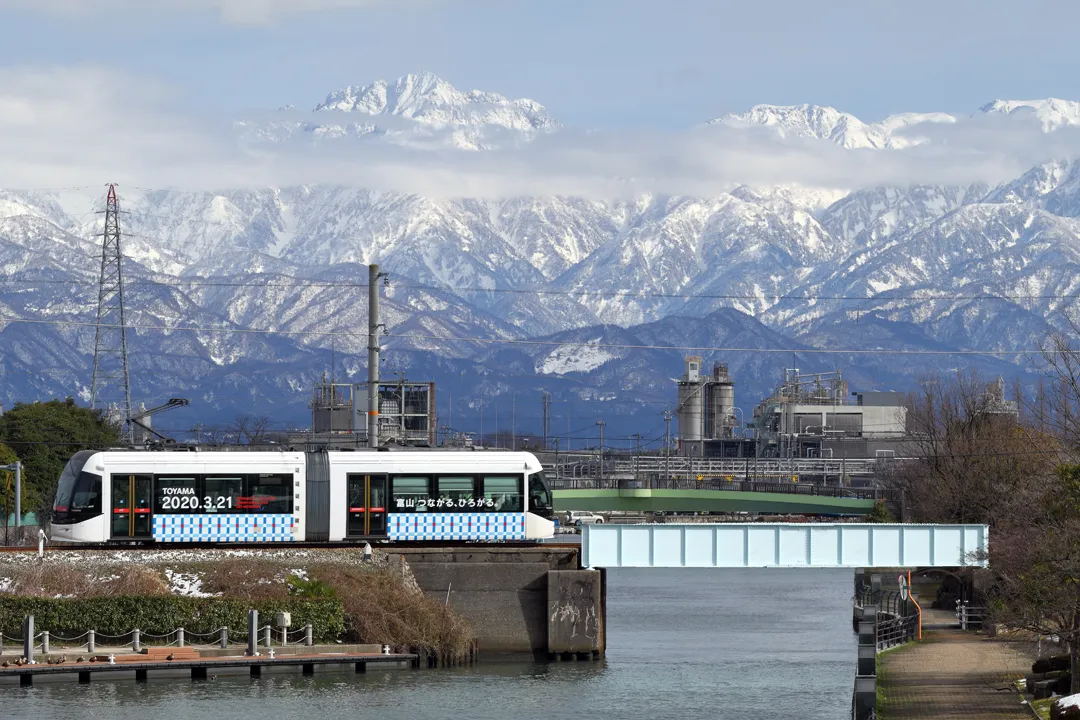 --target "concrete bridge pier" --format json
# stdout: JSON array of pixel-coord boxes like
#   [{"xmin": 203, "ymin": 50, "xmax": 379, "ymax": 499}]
[{"xmin": 398, "ymin": 548, "xmax": 605, "ymax": 660}]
